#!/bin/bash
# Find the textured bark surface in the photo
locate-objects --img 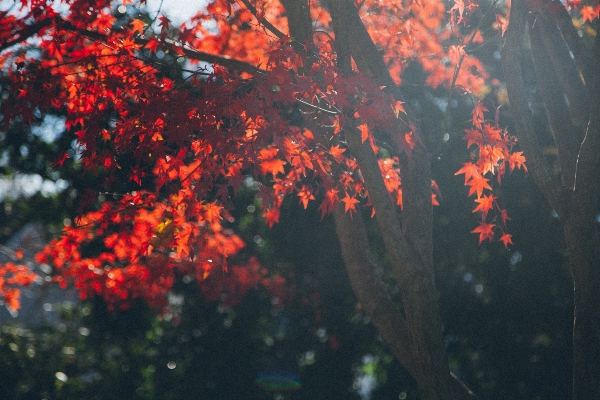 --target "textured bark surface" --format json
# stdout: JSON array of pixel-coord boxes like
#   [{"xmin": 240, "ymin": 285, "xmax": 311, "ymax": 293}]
[{"xmin": 333, "ymin": 206, "xmax": 478, "ymax": 400}]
